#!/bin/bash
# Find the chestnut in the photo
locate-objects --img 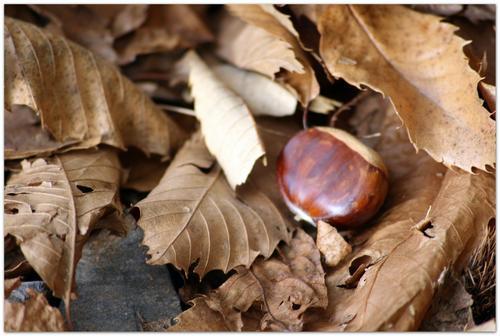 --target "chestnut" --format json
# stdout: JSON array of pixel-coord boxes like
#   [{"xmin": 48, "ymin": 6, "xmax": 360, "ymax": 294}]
[{"xmin": 277, "ymin": 127, "xmax": 388, "ymax": 230}]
